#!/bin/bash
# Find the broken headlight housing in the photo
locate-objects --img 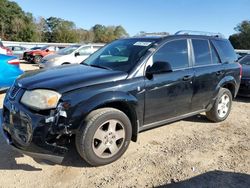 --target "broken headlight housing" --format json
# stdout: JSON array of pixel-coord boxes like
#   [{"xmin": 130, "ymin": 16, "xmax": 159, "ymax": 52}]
[{"xmin": 21, "ymin": 89, "xmax": 61, "ymax": 110}]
